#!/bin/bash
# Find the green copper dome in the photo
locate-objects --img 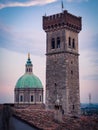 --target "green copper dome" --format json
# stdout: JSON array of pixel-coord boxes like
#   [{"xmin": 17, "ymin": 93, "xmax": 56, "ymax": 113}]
[{"xmin": 15, "ymin": 74, "xmax": 43, "ymax": 89}]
